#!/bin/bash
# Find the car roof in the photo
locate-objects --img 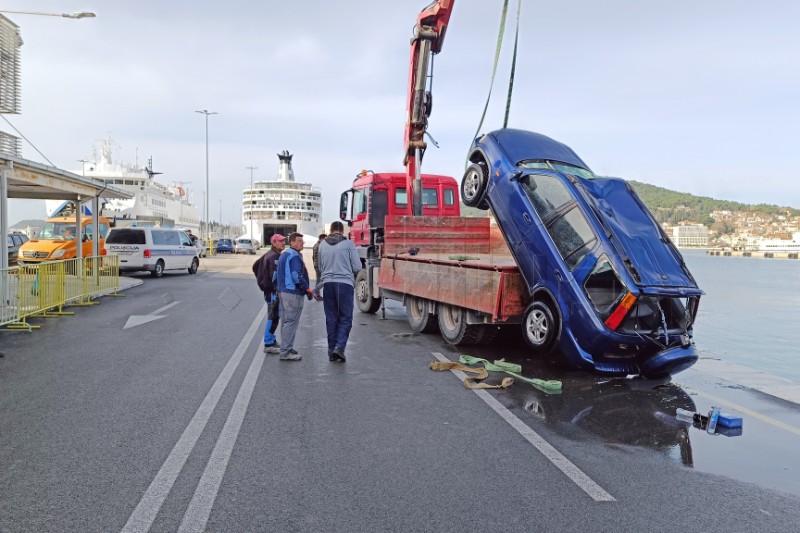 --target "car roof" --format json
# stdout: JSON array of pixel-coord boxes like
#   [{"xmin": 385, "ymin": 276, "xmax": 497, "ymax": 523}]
[{"xmin": 488, "ymin": 128, "xmax": 590, "ymax": 171}]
